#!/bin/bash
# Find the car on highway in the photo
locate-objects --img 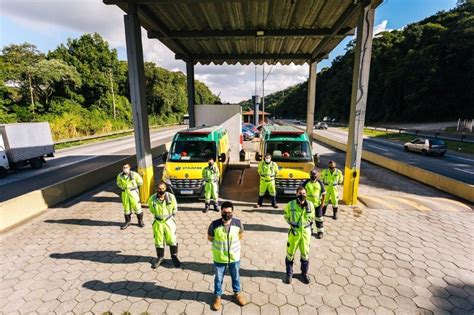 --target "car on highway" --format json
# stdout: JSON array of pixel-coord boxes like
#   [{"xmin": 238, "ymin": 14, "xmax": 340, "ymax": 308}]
[
  {"xmin": 404, "ymin": 138, "xmax": 447, "ymax": 156},
  {"xmin": 315, "ymin": 122, "xmax": 328, "ymax": 130}
]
